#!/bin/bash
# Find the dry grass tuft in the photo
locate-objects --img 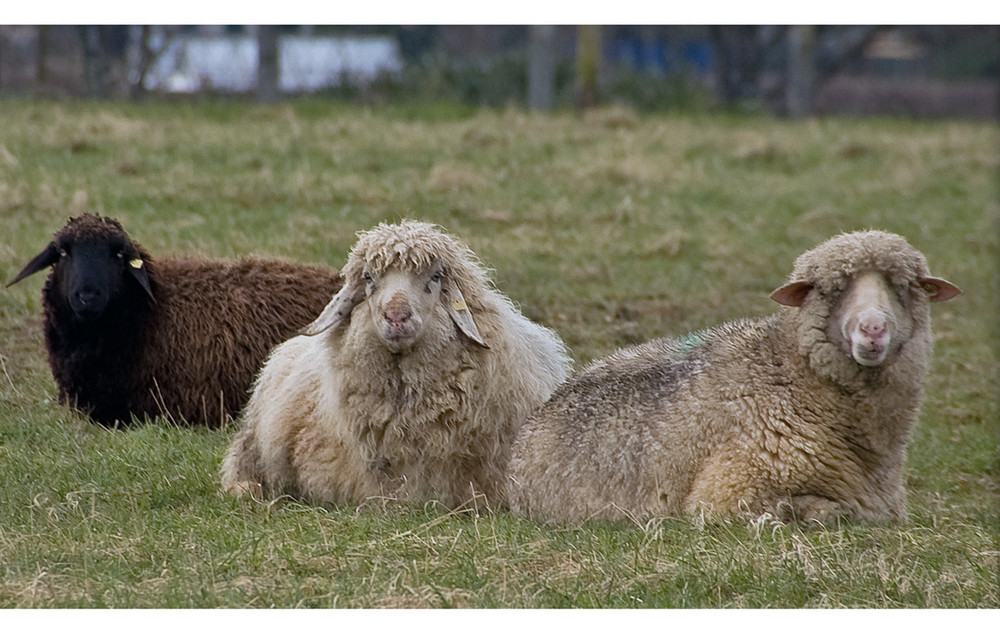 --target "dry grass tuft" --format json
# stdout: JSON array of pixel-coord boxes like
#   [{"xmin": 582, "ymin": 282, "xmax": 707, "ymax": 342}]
[
  {"xmin": 426, "ymin": 162, "xmax": 488, "ymax": 192},
  {"xmin": 582, "ymin": 105, "xmax": 641, "ymax": 130}
]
